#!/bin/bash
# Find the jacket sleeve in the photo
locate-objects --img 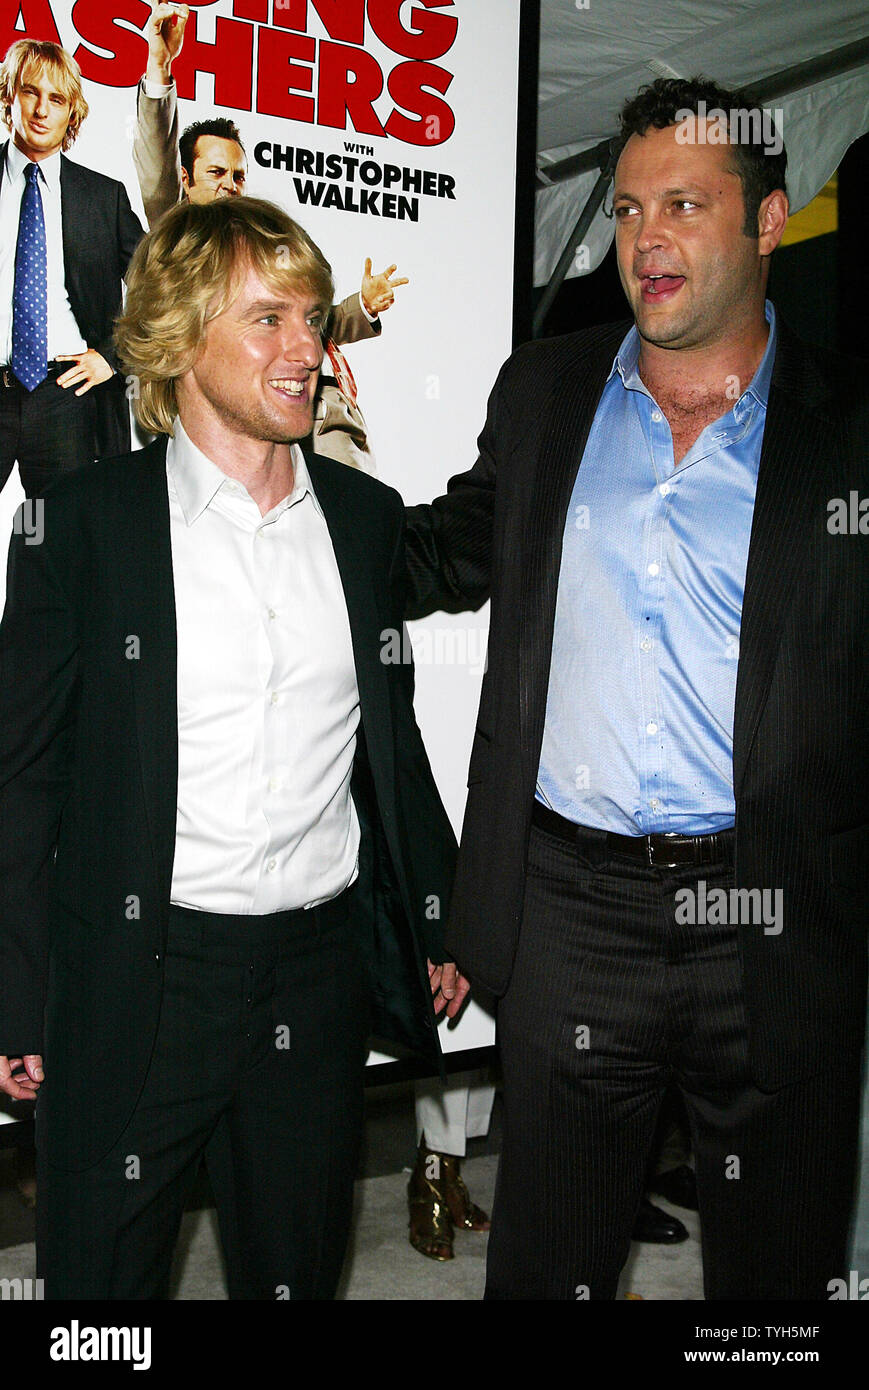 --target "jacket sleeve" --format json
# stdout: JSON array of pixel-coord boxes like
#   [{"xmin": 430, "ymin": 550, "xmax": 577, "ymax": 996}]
[
  {"xmin": 0, "ymin": 509, "xmax": 79, "ymax": 1055},
  {"xmin": 92, "ymin": 180, "xmax": 144, "ymax": 367},
  {"xmin": 328, "ymin": 293, "xmax": 381, "ymax": 346},
  {"xmin": 402, "ymin": 355, "xmax": 512, "ymax": 620},
  {"xmin": 384, "ymin": 495, "xmax": 458, "ymax": 964},
  {"xmin": 132, "ymin": 78, "xmax": 182, "ymax": 229}
]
